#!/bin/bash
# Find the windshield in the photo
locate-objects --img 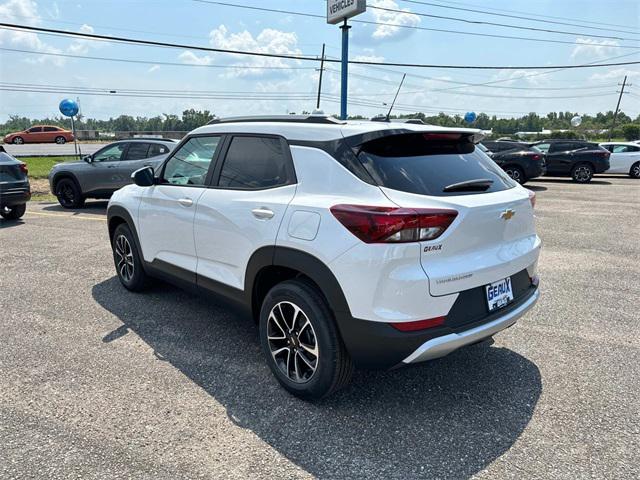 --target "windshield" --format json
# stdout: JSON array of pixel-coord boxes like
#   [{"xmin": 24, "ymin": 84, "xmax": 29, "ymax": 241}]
[{"xmin": 357, "ymin": 133, "xmax": 515, "ymax": 197}]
